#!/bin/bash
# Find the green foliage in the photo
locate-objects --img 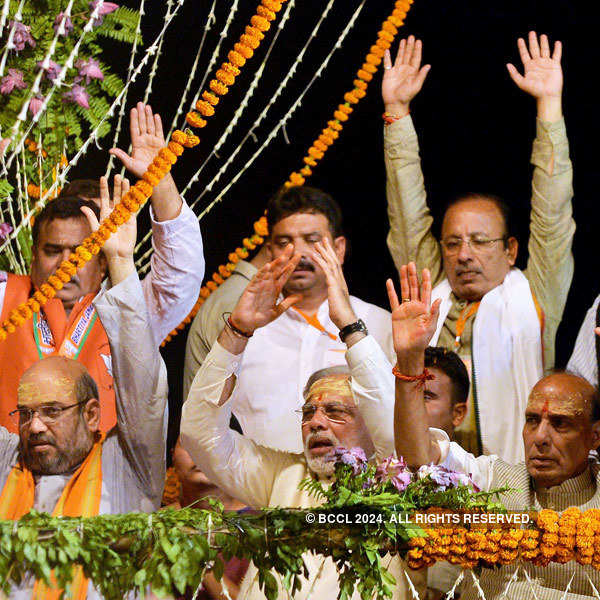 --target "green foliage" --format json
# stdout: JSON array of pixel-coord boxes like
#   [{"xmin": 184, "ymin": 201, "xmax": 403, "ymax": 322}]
[{"xmin": 0, "ymin": 462, "xmax": 513, "ymax": 600}]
